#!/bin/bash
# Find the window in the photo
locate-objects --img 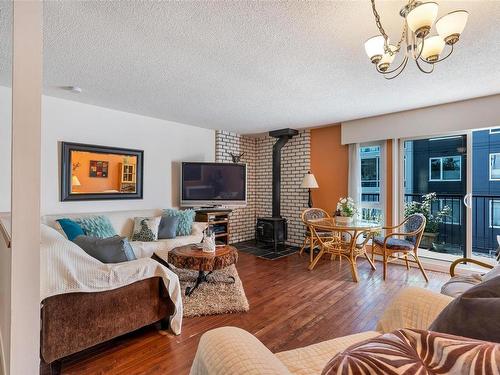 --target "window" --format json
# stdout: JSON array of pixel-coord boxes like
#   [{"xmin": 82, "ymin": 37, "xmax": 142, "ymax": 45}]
[
  {"xmin": 360, "ymin": 146, "xmax": 380, "ymax": 202},
  {"xmin": 359, "ymin": 144, "xmax": 383, "ymax": 223},
  {"xmin": 429, "ymin": 156, "xmax": 461, "ymax": 181},
  {"xmin": 361, "ymin": 157, "xmax": 379, "ymax": 187},
  {"xmin": 489, "ymin": 153, "xmax": 500, "ymax": 180},
  {"xmin": 489, "ymin": 200, "xmax": 500, "ymax": 228},
  {"xmin": 489, "ymin": 128, "xmax": 500, "ymax": 135}
]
